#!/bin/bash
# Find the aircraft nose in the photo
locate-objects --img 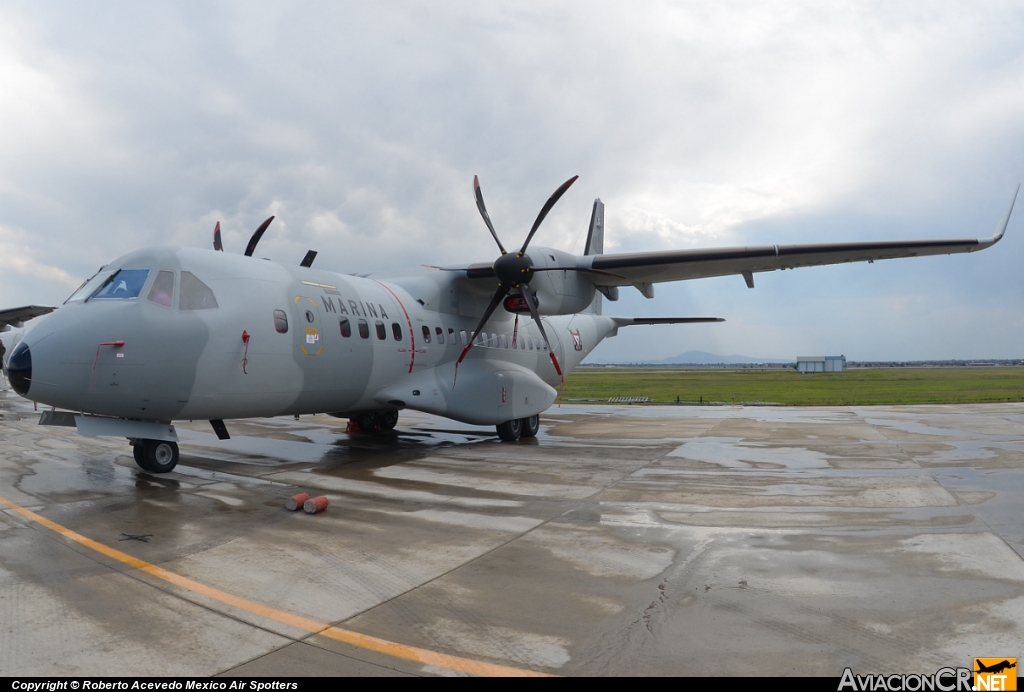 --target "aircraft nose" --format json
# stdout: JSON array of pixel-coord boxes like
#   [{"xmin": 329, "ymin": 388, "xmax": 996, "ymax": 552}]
[{"xmin": 7, "ymin": 342, "xmax": 31, "ymax": 396}]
